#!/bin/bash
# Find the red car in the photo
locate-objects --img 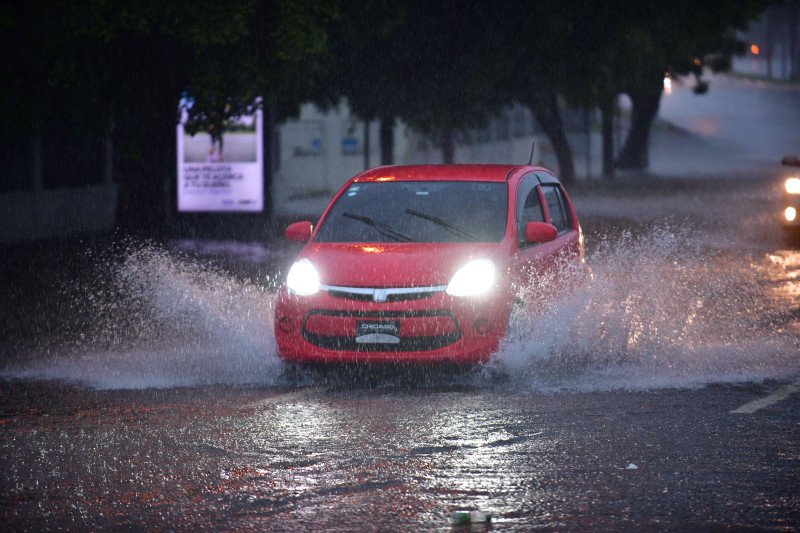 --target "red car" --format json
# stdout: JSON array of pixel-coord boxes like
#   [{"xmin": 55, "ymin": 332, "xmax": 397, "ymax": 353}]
[{"xmin": 275, "ymin": 164, "xmax": 583, "ymax": 364}]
